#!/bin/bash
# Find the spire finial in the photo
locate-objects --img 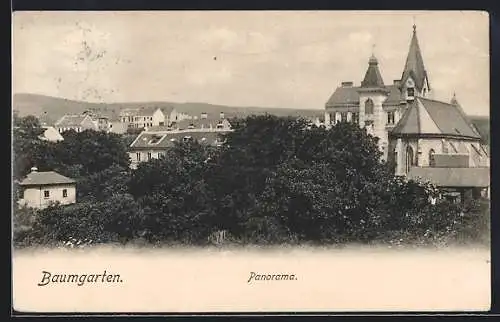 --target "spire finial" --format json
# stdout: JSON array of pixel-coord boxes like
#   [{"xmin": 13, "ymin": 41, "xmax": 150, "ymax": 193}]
[
  {"xmin": 368, "ymin": 44, "xmax": 378, "ymax": 65},
  {"xmin": 451, "ymin": 91, "xmax": 459, "ymax": 105},
  {"xmin": 412, "ymin": 16, "xmax": 417, "ymax": 32}
]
